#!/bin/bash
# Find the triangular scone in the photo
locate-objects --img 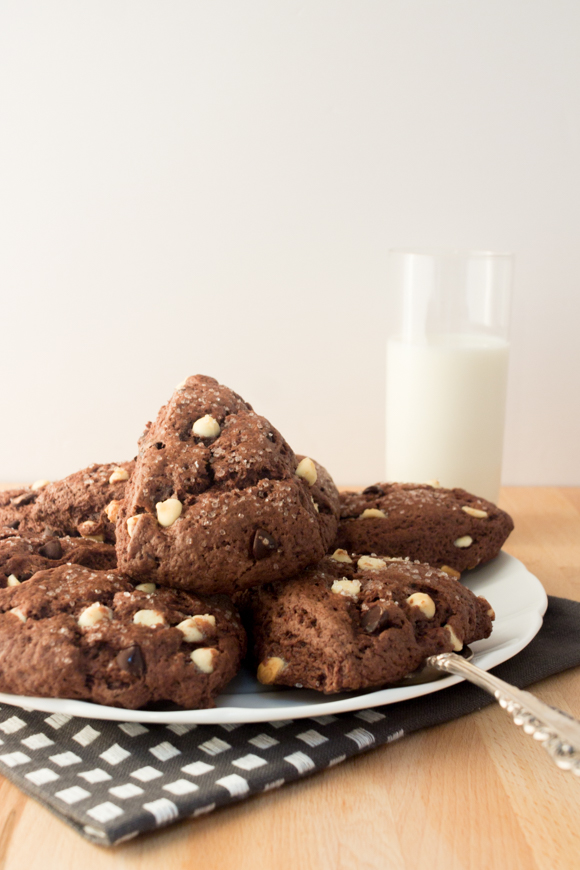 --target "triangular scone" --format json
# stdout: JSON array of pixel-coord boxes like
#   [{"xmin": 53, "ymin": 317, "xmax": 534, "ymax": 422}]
[{"xmin": 116, "ymin": 375, "xmax": 339, "ymax": 595}]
